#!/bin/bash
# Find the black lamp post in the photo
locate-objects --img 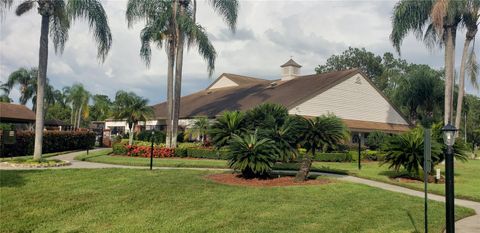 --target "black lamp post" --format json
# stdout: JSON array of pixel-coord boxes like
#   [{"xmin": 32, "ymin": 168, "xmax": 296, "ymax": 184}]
[
  {"xmin": 150, "ymin": 131, "xmax": 154, "ymax": 170},
  {"xmin": 353, "ymin": 133, "xmax": 361, "ymax": 170},
  {"xmin": 442, "ymin": 122, "xmax": 457, "ymax": 233}
]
